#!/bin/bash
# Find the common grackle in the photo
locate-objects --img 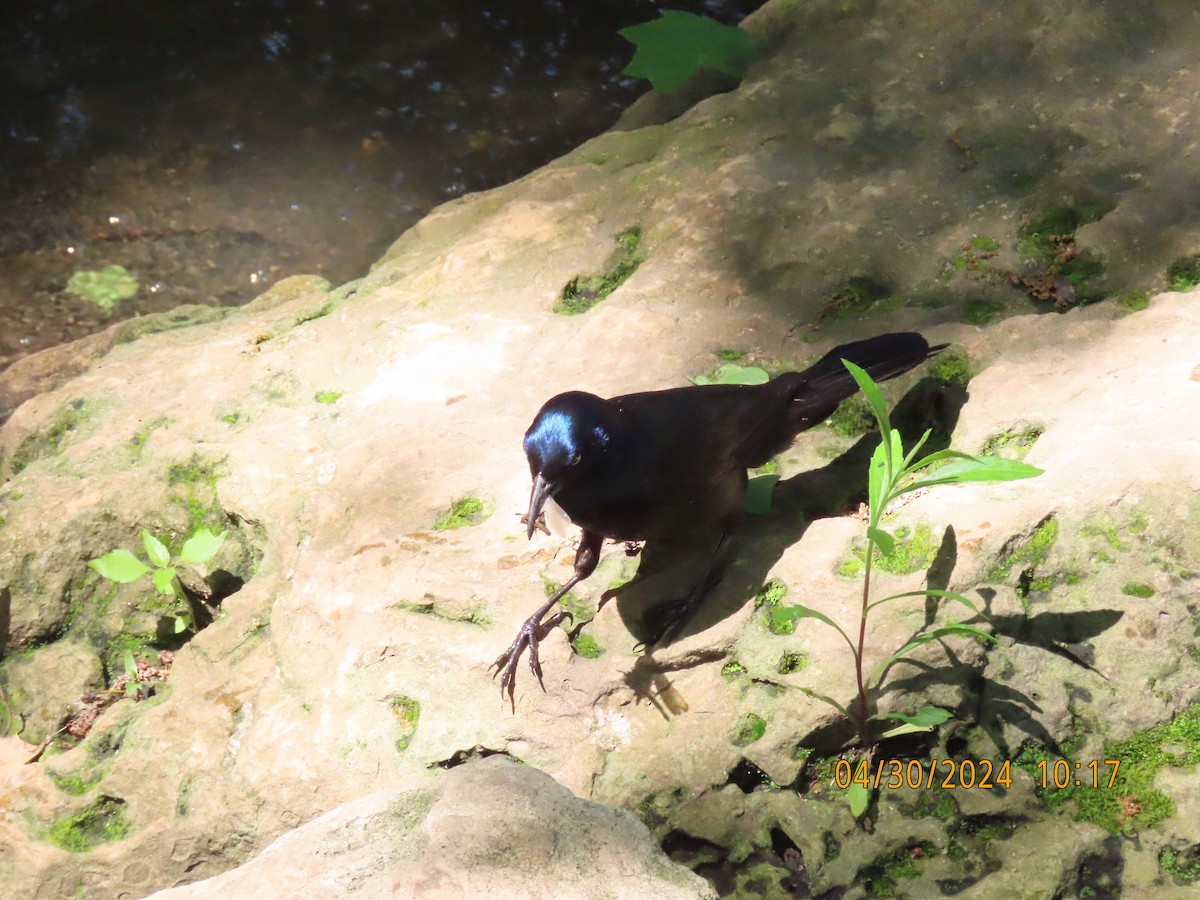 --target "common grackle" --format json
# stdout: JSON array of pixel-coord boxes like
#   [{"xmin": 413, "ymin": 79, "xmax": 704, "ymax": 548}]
[{"xmin": 491, "ymin": 331, "xmax": 944, "ymax": 707}]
